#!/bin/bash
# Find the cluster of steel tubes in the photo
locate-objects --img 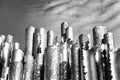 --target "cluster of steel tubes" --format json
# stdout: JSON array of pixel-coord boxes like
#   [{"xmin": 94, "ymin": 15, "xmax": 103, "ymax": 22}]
[{"xmin": 0, "ymin": 22, "xmax": 118, "ymax": 80}]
